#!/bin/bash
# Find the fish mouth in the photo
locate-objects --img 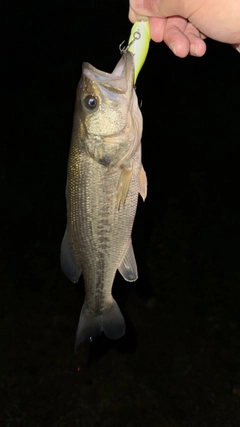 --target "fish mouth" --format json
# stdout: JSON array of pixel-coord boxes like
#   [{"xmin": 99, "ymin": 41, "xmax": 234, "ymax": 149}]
[
  {"xmin": 82, "ymin": 52, "xmax": 134, "ymax": 95},
  {"xmin": 112, "ymin": 51, "xmax": 134, "ymax": 80}
]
